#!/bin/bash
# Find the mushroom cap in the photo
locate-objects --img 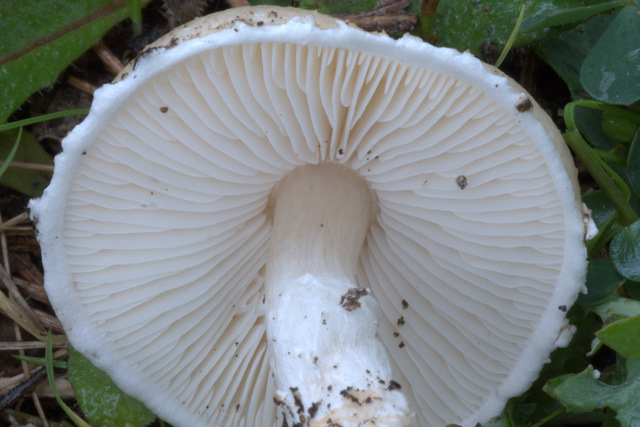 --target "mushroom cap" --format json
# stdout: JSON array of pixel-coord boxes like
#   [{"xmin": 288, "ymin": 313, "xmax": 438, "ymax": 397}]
[{"xmin": 31, "ymin": 6, "xmax": 587, "ymax": 427}]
